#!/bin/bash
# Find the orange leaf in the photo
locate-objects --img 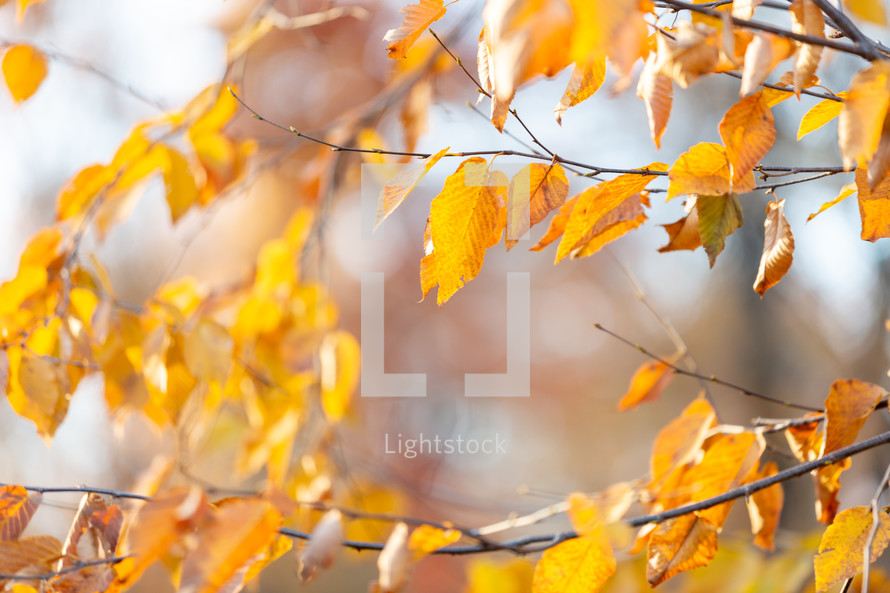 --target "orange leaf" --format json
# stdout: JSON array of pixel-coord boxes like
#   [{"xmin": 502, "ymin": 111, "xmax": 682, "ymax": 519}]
[
  {"xmin": 658, "ymin": 199, "xmax": 702, "ymax": 253},
  {"xmin": 855, "ymin": 164, "xmax": 890, "ymax": 241},
  {"xmin": 555, "ymin": 165, "xmax": 666, "ymax": 263},
  {"xmin": 668, "ymin": 143, "xmax": 732, "ymax": 199},
  {"xmin": 753, "ymin": 198, "xmax": 794, "ymax": 296},
  {"xmin": 0, "ymin": 486, "xmax": 41, "ymax": 542},
  {"xmin": 1, "ymin": 45, "xmax": 47, "ymax": 104},
  {"xmin": 7, "ymin": 348, "xmax": 75, "ymax": 443},
  {"xmin": 649, "ymin": 398, "xmax": 717, "ymax": 490},
  {"xmin": 646, "ymin": 514, "xmax": 717, "ymax": 586},
  {"xmin": 568, "ymin": 0, "xmax": 640, "ymax": 69},
  {"xmin": 719, "ymin": 92, "xmax": 776, "ymax": 185},
  {"xmin": 529, "ymin": 195, "xmax": 577, "ymax": 252},
  {"xmin": 506, "ymin": 163, "xmax": 568, "ymax": 249},
  {"xmin": 636, "ymin": 53, "xmax": 673, "ymax": 148},
  {"xmin": 798, "ymin": 94, "xmax": 846, "ymax": 140},
  {"xmin": 408, "ymin": 524, "xmax": 460, "ymax": 558},
  {"xmin": 0, "ymin": 536, "xmax": 61, "ymax": 586},
  {"xmin": 56, "ymin": 164, "xmax": 112, "ymax": 222},
  {"xmin": 839, "ymin": 62, "xmax": 890, "ymax": 171},
  {"xmin": 375, "ymin": 148, "xmax": 448, "ymax": 230},
  {"xmin": 745, "ymin": 461, "xmax": 783, "ymax": 551},
  {"xmin": 814, "ymin": 506, "xmax": 890, "ymax": 592},
  {"xmin": 428, "ymin": 159, "xmax": 506, "ymax": 303},
  {"xmin": 842, "ymin": 0, "xmax": 887, "ymax": 25},
  {"xmin": 555, "ymin": 59, "xmax": 606, "ymax": 125},
  {"xmin": 617, "ymin": 360, "xmax": 674, "ymax": 411},
  {"xmin": 384, "ymin": 0, "xmax": 447, "ymax": 60},
  {"xmin": 823, "ymin": 378, "xmax": 885, "ymax": 455},
  {"xmin": 179, "ymin": 499, "xmax": 282, "ymax": 593},
  {"xmin": 784, "ymin": 416, "xmax": 823, "ymax": 463},
  {"xmin": 789, "ymin": 0, "xmax": 824, "ymax": 95},
  {"xmin": 654, "ymin": 21, "xmax": 720, "ymax": 88},
  {"xmin": 532, "ymin": 536, "xmax": 615, "ymax": 593},
  {"xmin": 696, "ymin": 193, "xmax": 744, "ymax": 268},
  {"xmin": 808, "ymin": 182, "xmax": 856, "ymax": 222}
]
